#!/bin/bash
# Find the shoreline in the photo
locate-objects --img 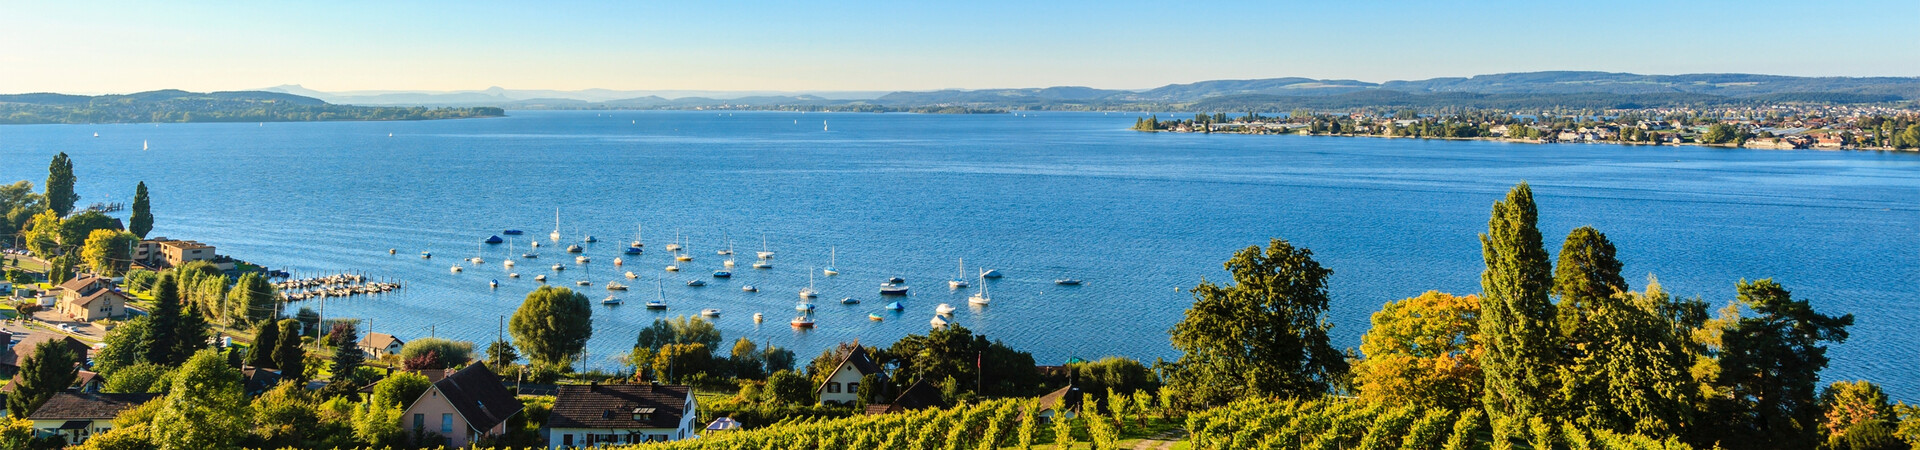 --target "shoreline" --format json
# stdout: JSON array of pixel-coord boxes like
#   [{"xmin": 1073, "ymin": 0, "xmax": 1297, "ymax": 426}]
[{"xmin": 1139, "ymin": 128, "xmax": 1920, "ymax": 153}]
